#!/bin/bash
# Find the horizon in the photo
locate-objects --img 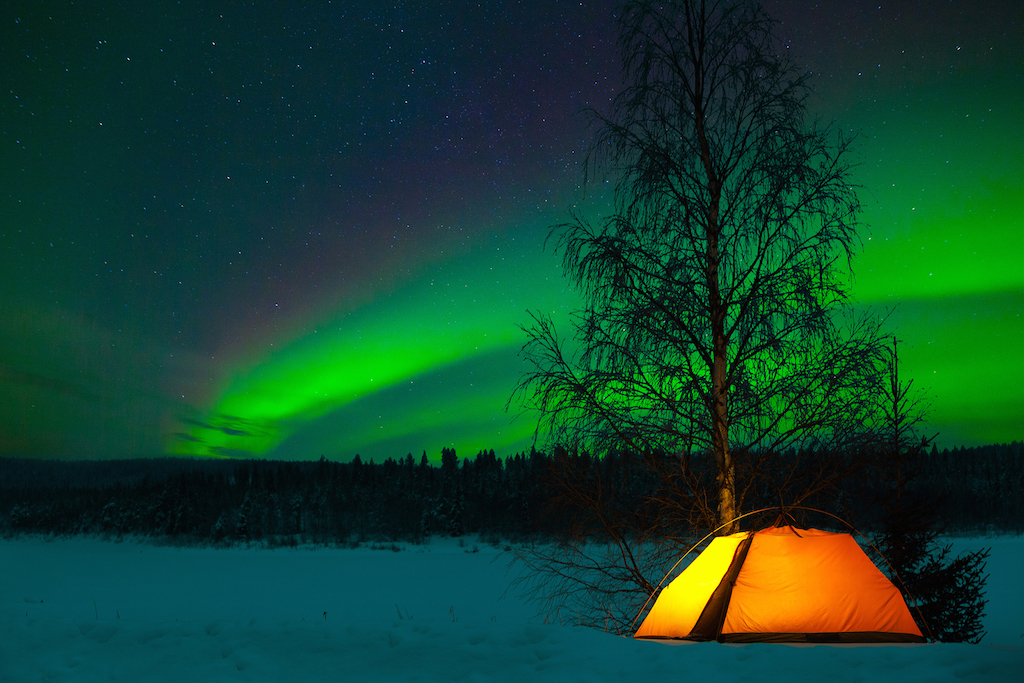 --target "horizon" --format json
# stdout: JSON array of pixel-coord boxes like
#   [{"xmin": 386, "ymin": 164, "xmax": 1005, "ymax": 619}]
[{"xmin": 2, "ymin": 437, "xmax": 1020, "ymax": 467}]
